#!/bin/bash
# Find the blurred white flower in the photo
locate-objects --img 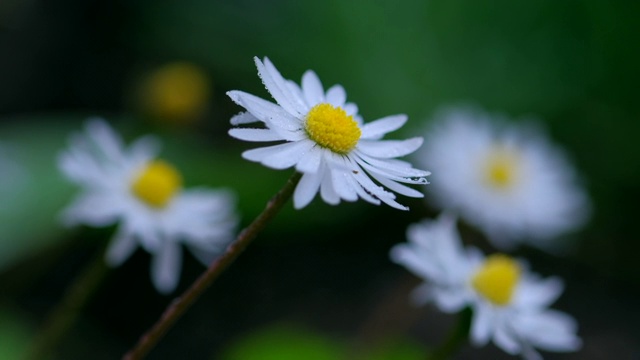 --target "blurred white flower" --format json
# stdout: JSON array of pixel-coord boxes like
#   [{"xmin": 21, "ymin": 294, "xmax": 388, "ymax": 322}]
[
  {"xmin": 227, "ymin": 57, "xmax": 430, "ymax": 211},
  {"xmin": 59, "ymin": 119, "xmax": 238, "ymax": 294},
  {"xmin": 390, "ymin": 214, "xmax": 582, "ymax": 359},
  {"xmin": 416, "ymin": 106, "xmax": 590, "ymax": 250}
]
